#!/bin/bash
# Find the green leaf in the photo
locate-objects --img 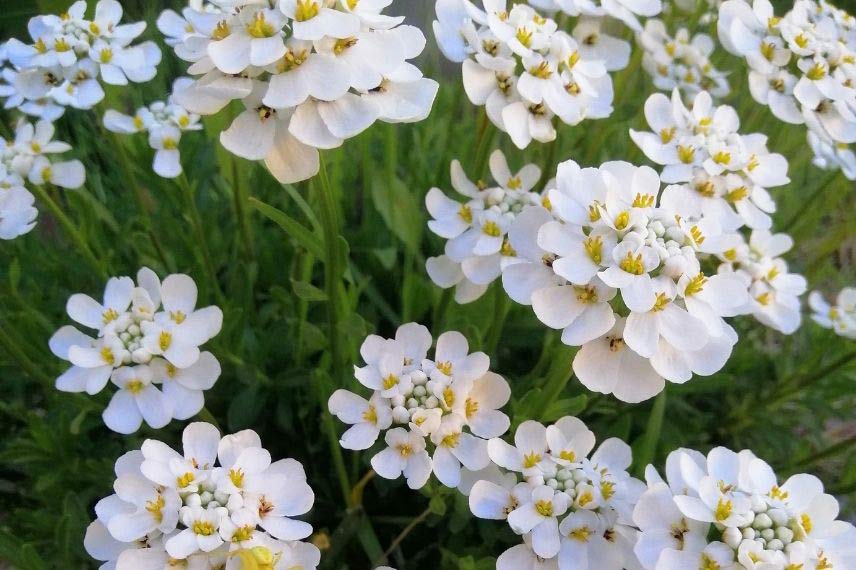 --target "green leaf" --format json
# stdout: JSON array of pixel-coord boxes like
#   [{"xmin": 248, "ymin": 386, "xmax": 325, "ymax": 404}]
[
  {"xmin": 249, "ymin": 197, "xmax": 324, "ymax": 258},
  {"xmin": 290, "ymin": 279, "xmax": 327, "ymax": 302},
  {"xmin": 370, "ymin": 176, "xmax": 424, "ymax": 254},
  {"xmin": 541, "ymin": 395, "xmax": 588, "ymax": 423},
  {"xmin": 634, "ymin": 390, "xmax": 667, "ymax": 476},
  {"xmin": 429, "ymin": 493, "xmax": 447, "ymax": 516},
  {"xmin": 227, "ymin": 384, "xmax": 267, "ymax": 431}
]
